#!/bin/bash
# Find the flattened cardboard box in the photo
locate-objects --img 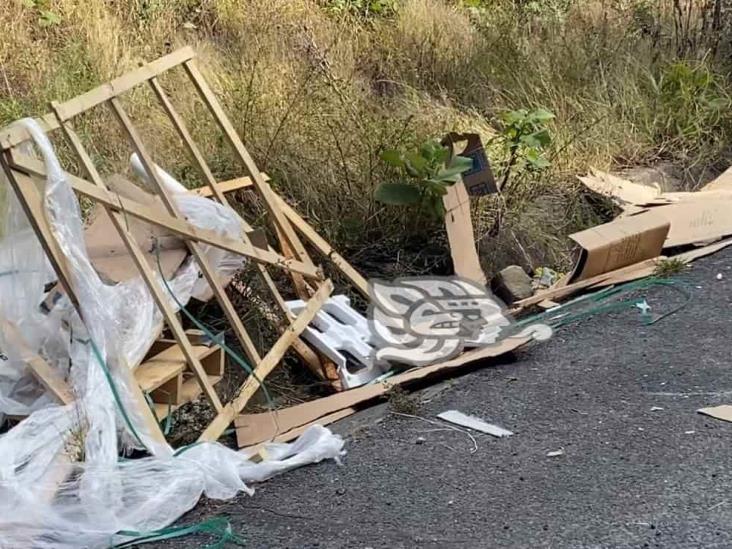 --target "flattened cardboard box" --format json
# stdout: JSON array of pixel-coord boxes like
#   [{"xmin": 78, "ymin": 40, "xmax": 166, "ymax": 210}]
[
  {"xmin": 235, "ymin": 335, "xmax": 529, "ymax": 448},
  {"xmin": 568, "ymin": 212, "xmax": 669, "ymax": 283},
  {"xmin": 633, "ymin": 197, "xmax": 732, "ymax": 248}
]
